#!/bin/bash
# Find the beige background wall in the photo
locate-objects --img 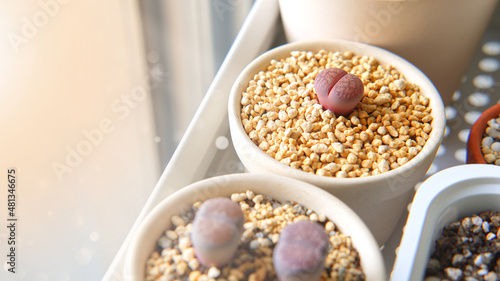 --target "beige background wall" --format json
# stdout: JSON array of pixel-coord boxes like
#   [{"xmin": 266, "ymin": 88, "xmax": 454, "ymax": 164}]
[{"xmin": 0, "ymin": 1, "xmax": 160, "ymax": 280}]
